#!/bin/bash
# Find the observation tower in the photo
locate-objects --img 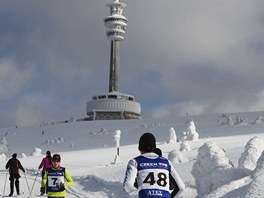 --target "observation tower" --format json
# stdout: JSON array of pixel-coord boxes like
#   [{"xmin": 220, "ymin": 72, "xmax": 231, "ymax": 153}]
[{"xmin": 86, "ymin": 0, "xmax": 141, "ymax": 120}]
